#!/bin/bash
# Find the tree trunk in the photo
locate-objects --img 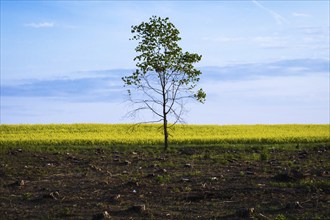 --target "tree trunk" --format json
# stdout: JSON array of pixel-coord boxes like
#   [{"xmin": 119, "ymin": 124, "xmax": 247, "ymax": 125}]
[
  {"xmin": 161, "ymin": 71, "xmax": 168, "ymax": 151},
  {"xmin": 163, "ymin": 116, "xmax": 169, "ymax": 151}
]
